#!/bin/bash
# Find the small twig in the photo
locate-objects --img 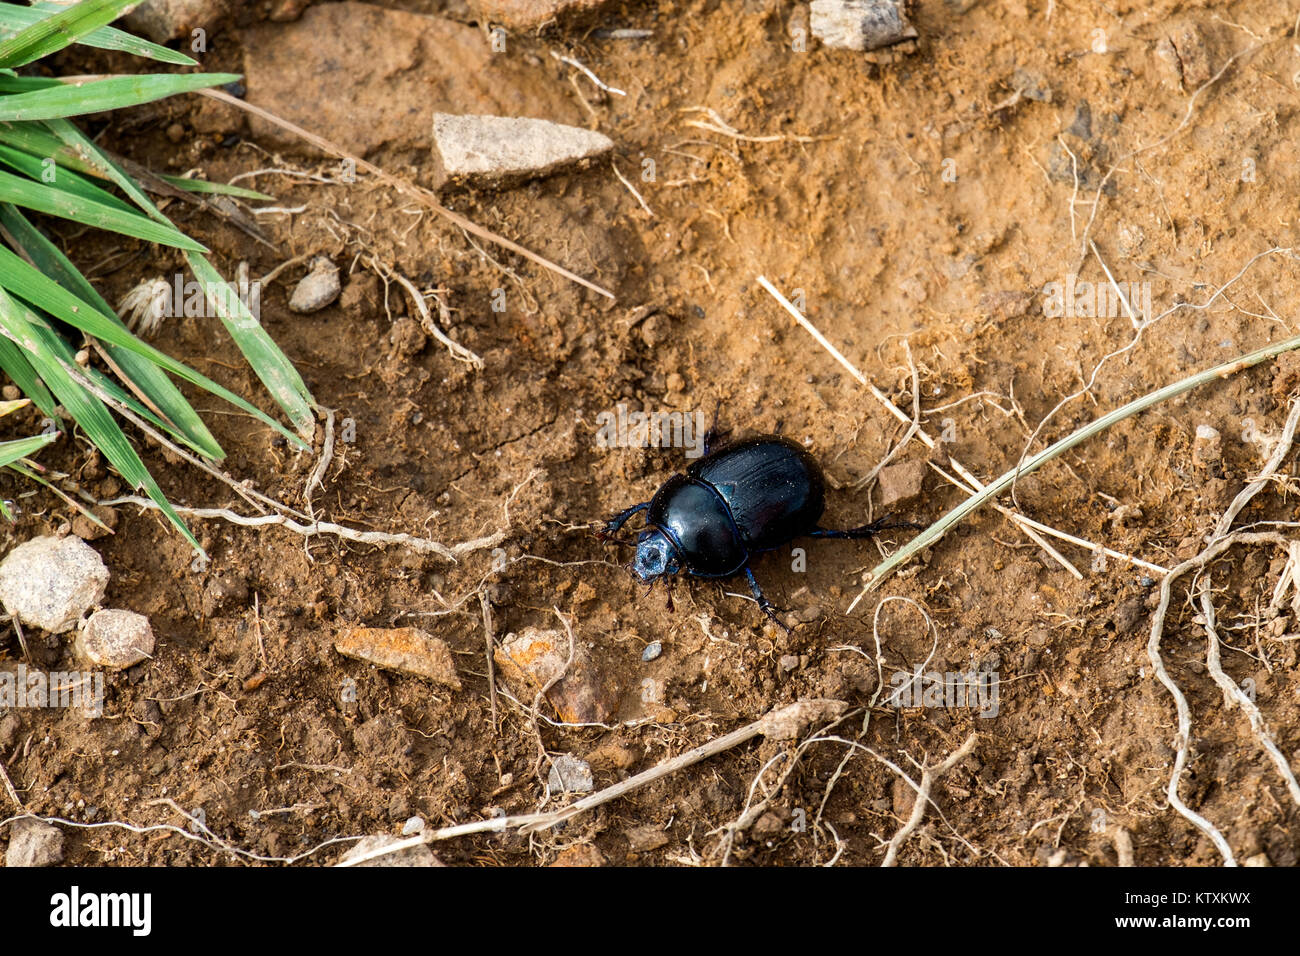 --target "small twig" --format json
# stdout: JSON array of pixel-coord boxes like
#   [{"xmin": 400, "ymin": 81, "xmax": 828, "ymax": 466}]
[
  {"xmin": 334, "ymin": 698, "xmax": 849, "ymax": 865},
  {"xmin": 480, "ymin": 592, "xmax": 498, "ymax": 735},
  {"xmin": 303, "ymin": 405, "xmax": 336, "ymax": 513}
]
